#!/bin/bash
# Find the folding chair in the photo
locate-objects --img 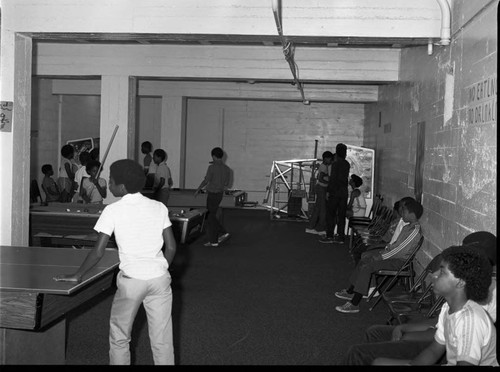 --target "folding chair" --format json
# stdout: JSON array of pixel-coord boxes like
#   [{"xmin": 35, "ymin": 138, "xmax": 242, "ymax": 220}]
[
  {"xmin": 349, "ymin": 206, "xmax": 395, "ymax": 253},
  {"xmin": 349, "ymin": 194, "xmax": 383, "ymax": 226},
  {"xmin": 382, "ymin": 253, "xmax": 442, "ymax": 311},
  {"xmin": 389, "ymin": 295, "xmax": 445, "ymax": 325},
  {"xmin": 366, "ymin": 235, "xmax": 425, "ymax": 311},
  {"xmin": 30, "ymin": 179, "xmax": 43, "ymax": 203}
]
